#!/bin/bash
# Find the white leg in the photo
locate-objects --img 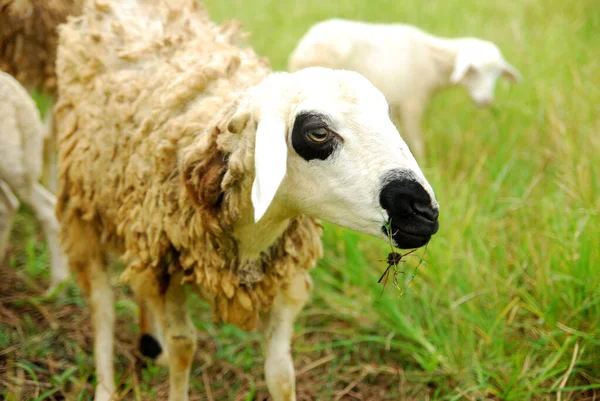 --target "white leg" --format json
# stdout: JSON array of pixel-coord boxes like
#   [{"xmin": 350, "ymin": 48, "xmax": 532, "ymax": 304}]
[
  {"xmin": 396, "ymin": 100, "xmax": 426, "ymax": 161},
  {"xmin": 0, "ymin": 182, "xmax": 19, "ymax": 260},
  {"xmin": 262, "ymin": 270, "xmax": 313, "ymax": 401},
  {"xmin": 14, "ymin": 182, "xmax": 69, "ymax": 292},
  {"xmin": 83, "ymin": 257, "xmax": 116, "ymax": 401},
  {"xmin": 146, "ymin": 272, "xmax": 196, "ymax": 401}
]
